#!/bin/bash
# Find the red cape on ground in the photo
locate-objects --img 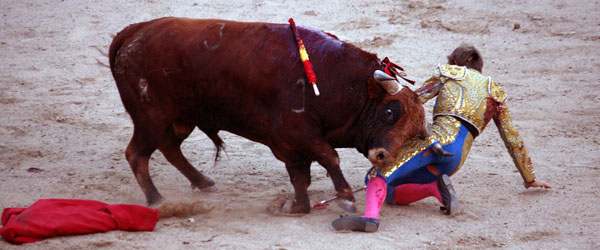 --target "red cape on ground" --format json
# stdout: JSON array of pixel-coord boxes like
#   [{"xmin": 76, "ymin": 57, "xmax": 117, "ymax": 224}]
[{"xmin": 0, "ymin": 199, "xmax": 158, "ymax": 244}]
